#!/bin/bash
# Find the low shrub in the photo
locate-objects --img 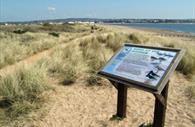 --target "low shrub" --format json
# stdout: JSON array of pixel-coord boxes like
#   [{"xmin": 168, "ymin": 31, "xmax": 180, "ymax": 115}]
[
  {"xmin": 13, "ymin": 29, "xmax": 27, "ymax": 34},
  {"xmin": 49, "ymin": 32, "xmax": 60, "ymax": 37}
]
